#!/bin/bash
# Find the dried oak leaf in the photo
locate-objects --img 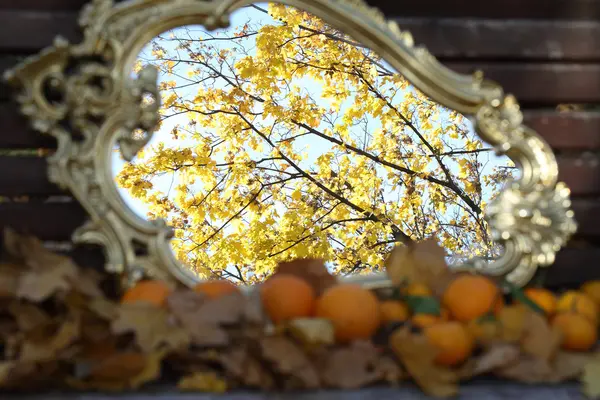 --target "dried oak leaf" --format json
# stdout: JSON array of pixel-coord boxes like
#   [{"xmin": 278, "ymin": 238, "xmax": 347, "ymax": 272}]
[
  {"xmin": 8, "ymin": 301, "xmax": 52, "ymax": 332},
  {"xmin": 385, "ymin": 238, "xmax": 452, "ymax": 295},
  {"xmin": 111, "ymin": 302, "xmax": 190, "ymax": 353},
  {"xmin": 0, "ymin": 361, "xmax": 59, "ymax": 389},
  {"xmin": 70, "ymin": 350, "xmax": 165, "ymax": 391},
  {"xmin": 178, "ymin": 371, "xmax": 227, "ymax": 393},
  {"xmin": 0, "ymin": 263, "xmax": 21, "ymax": 298},
  {"xmin": 167, "ymin": 290, "xmax": 245, "ymax": 347},
  {"xmin": 199, "ymin": 347, "xmax": 274, "ymax": 389},
  {"xmin": 19, "ymin": 315, "xmax": 80, "ymax": 362},
  {"xmin": 17, "ymin": 261, "xmax": 78, "ymax": 302},
  {"xmin": 582, "ymin": 353, "xmax": 600, "ymax": 399},
  {"xmin": 320, "ymin": 341, "xmax": 397, "ymax": 389},
  {"xmin": 462, "ymin": 344, "xmax": 520, "ymax": 378},
  {"xmin": 271, "ymin": 258, "xmax": 337, "ymax": 296},
  {"xmin": 260, "ymin": 335, "xmax": 320, "ymax": 389},
  {"xmin": 520, "ymin": 310, "xmax": 562, "ymax": 361},
  {"xmin": 390, "ymin": 326, "xmax": 459, "ymax": 398}
]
